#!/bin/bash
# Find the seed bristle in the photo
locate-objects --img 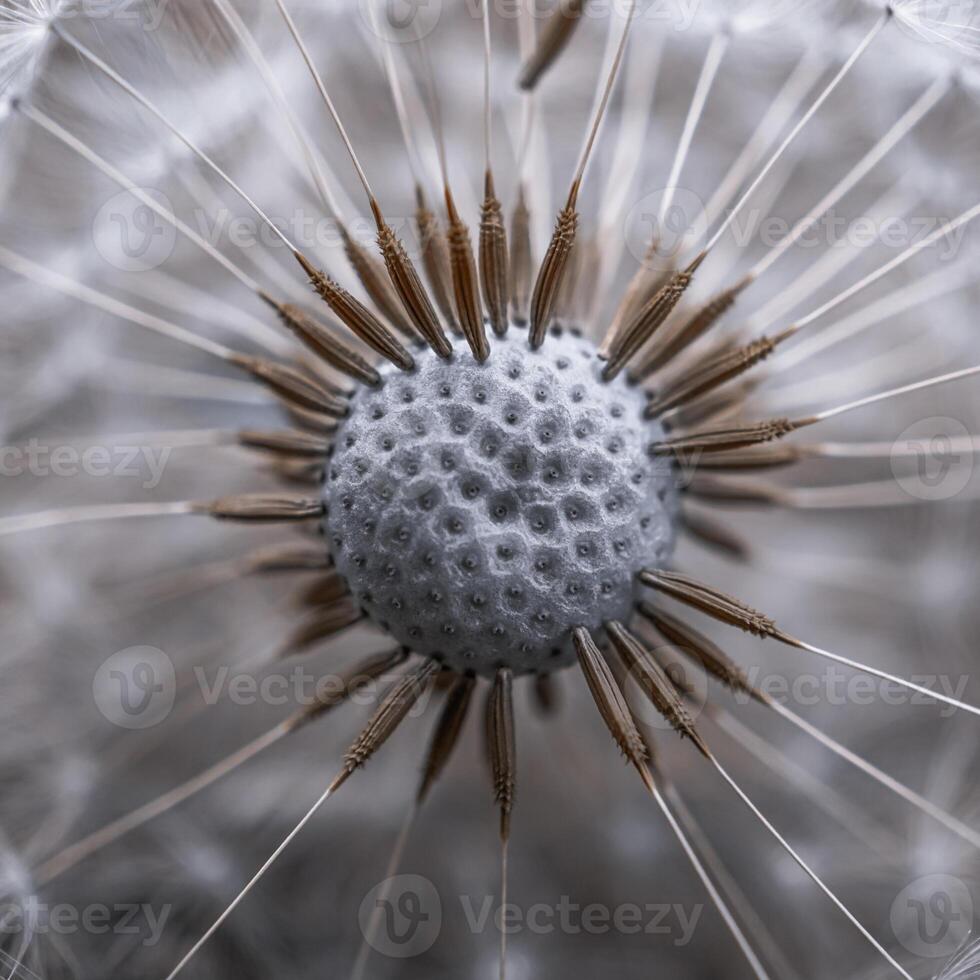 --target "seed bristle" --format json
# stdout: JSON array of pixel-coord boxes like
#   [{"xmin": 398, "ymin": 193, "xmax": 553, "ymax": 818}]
[
  {"xmin": 291, "ymin": 648, "xmax": 410, "ymax": 730},
  {"xmin": 606, "ymin": 621, "xmax": 710, "ymax": 757},
  {"xmin": 372, "ymin": 198, "xmax": 453, "ymax": 359},
  {"xmin": 633, "ymin": 272, "xmax": 755, "ymax": 380},
  {"xmin": 203, "ymin": 493, "xmax": 325, "ymax": 523},
  {"xmin": 293, "ymin": 251, "xmax": 415, "ymax": 371},
  {"xmin": 572, "ymin": 626, "xmax": 648, "ymax": 769},
  {"xmin": 445, "ymin": 187, "xmax": 490, "ymax": 362},
  {"xmin": 340, "ymin": 228, "xmax": 416, "ymax": 339},
  {"xmin": 639, "ymin": 569, "xmax": 780, "ymax": 639},
  {"xmin": 230, "ymin": 352, "xmax": 349, "ymax": 418},
  {"xmin": 603, "ymin": 252, "xmax": 705, "ymax": 380},
  {"xmin": 344, "ymin": 660, "xmax": 441, "ymax": 772},
  {"xmin": 418, "ymin": 675, "xmax": 476, "ymax": 804},
  {"xmin": 416, "ymin": 185, "xmax": 460, "ymax": 335},
  {"xmin": 479, "ymin": 168, "xmax": 510, "ymax": 337},
  {"xmin": 529, "ymin": 189, "xmax": 579, "ymax": 349},
  {"xmin": 487, "ymin": 668, "xmax": 517, "ymax": 840}
]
